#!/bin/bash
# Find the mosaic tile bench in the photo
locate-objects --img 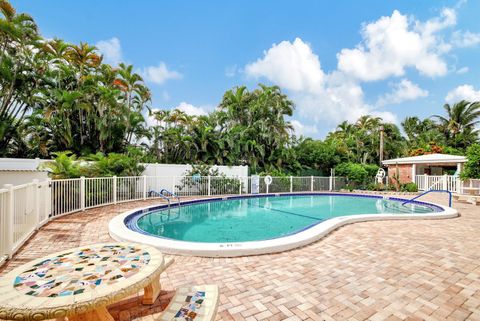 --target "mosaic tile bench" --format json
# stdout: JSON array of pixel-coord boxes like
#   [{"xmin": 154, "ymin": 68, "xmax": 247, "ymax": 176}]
[
  {"xmin": 156, "ymin": 285, "xmax": 219, "ymax": 321},
  {"xmin": 0, "ymin": 243, "xmax": 166, "ymax": 321}
]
